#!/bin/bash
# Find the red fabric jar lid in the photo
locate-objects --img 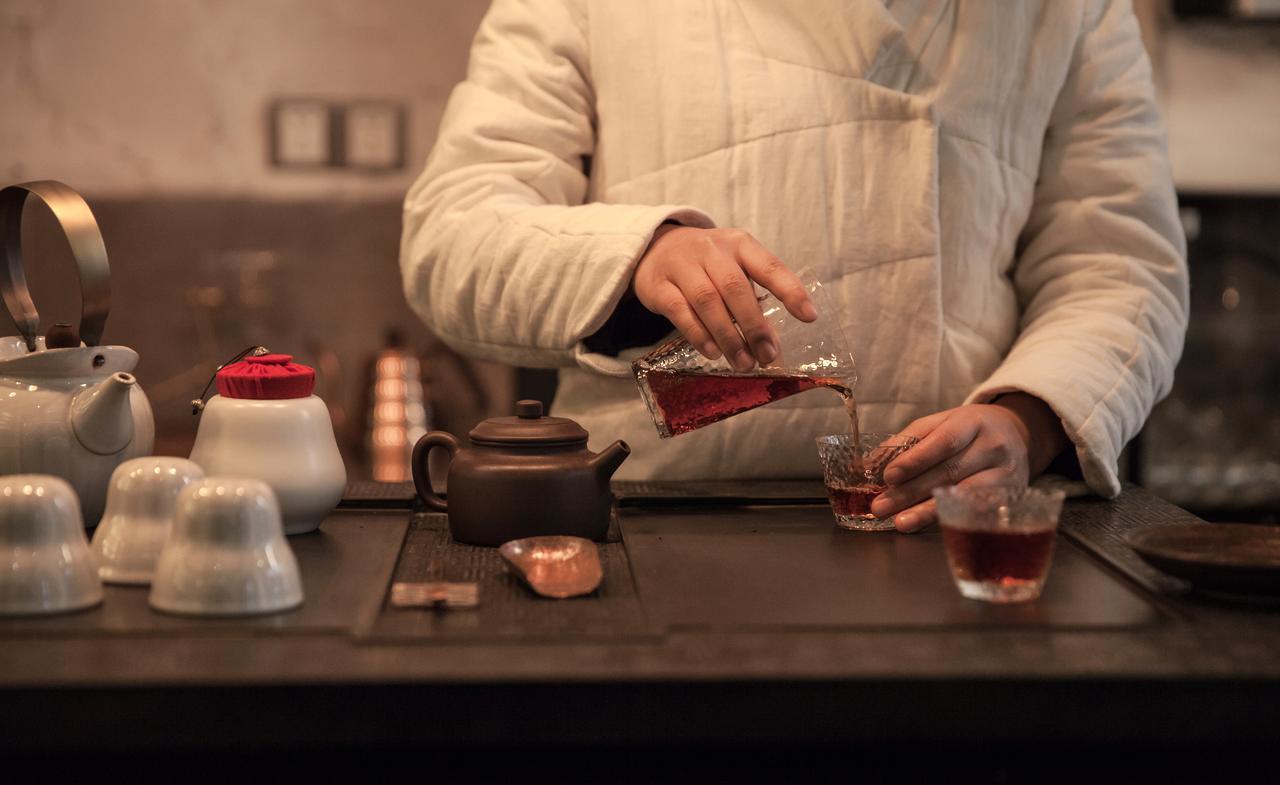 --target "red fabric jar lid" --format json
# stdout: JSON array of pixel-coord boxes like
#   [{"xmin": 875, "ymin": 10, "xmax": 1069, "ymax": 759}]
[{"xmin": 216, "ymin": 354, "xmax": 316, "ymax": 400}]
